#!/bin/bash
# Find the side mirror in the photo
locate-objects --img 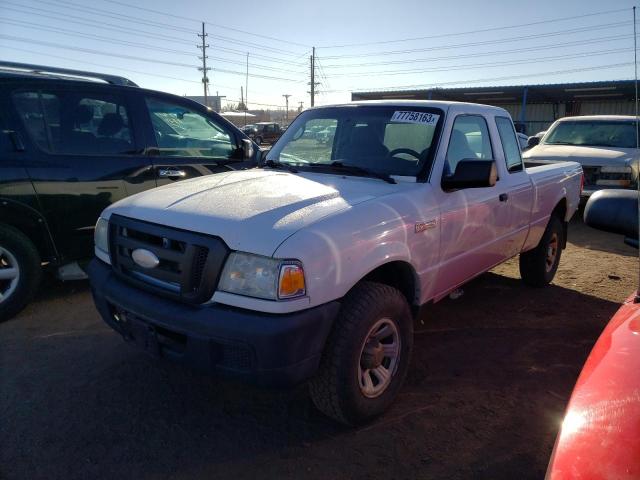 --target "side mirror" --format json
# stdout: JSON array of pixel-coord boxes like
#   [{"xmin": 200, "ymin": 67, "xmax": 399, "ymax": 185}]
[
  {"xmin": 527, "ymin": 136, "xmax": 540, "ymax": 148},
  {"xmin": 442, "ymin": 160, "xmax": 498, "ymax": 191},
  {"xmin": 241, "ymin": 138, "xmax": 254, "ymax": 160},
  {"xmin": 584, "ymin": 190, "xmax": 638, "ymax": 247}
]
